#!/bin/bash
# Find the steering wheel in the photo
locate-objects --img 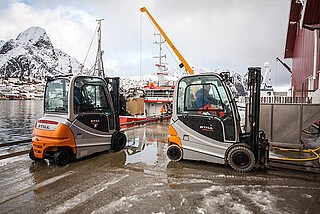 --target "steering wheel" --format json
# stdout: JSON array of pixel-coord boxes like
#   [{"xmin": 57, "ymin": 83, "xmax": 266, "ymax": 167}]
[{"xmin": 200, "ymin": 104, "xmax": 225, "ymax": 117}]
